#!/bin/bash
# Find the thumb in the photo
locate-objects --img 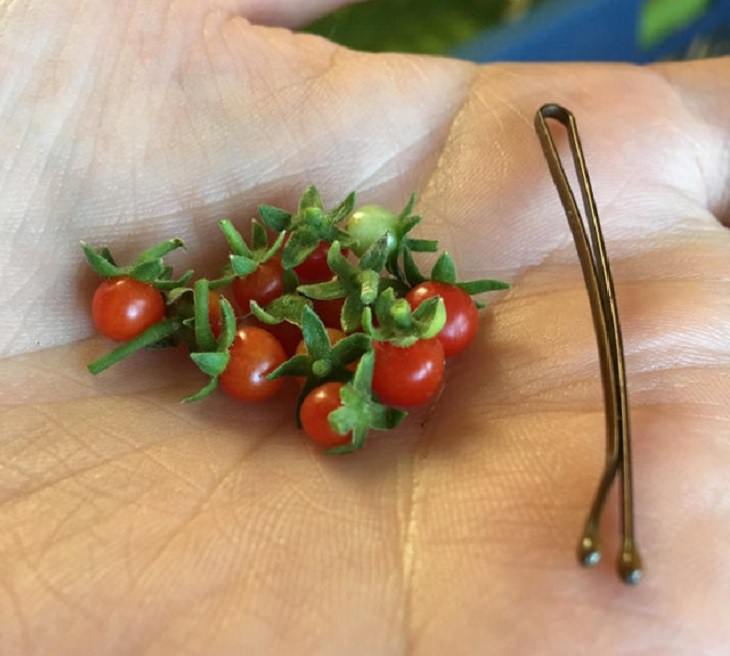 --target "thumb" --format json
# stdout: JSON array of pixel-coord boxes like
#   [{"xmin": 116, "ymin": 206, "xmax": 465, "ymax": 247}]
[{"xmin": 230, "ymin": 0, "xmax": 364, "ymax": 28}]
